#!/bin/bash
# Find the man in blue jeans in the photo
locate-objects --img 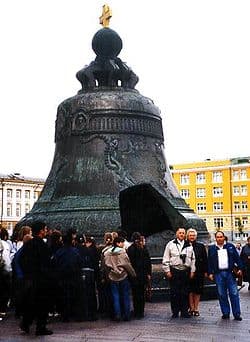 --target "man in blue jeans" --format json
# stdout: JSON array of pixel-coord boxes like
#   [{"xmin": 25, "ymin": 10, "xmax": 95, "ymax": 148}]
[{"xmin": 208, "ymin": 231, "xmax": 243, "ymax": 321}]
